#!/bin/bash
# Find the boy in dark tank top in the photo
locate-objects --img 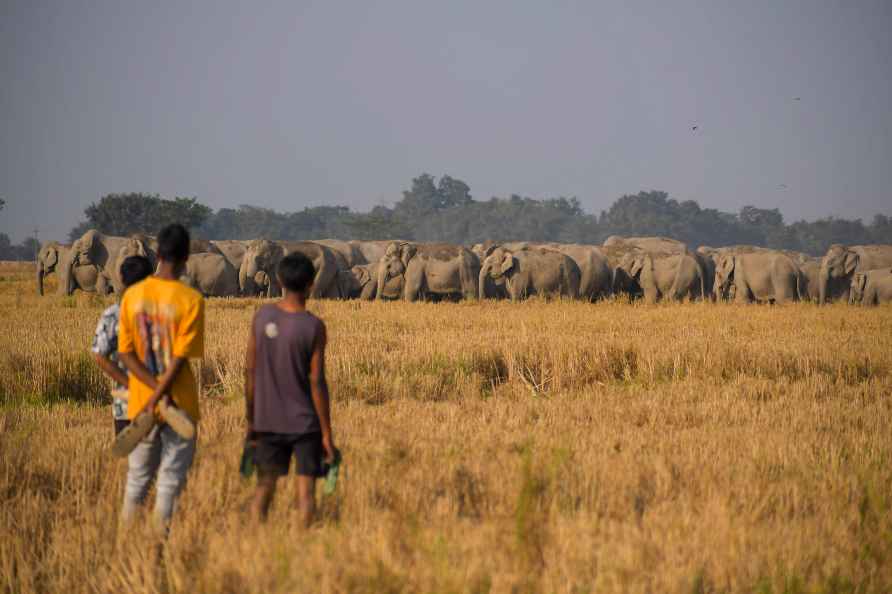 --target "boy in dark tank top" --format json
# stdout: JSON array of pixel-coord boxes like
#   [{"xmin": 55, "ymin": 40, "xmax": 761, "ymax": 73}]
[{"xmin": 245, "ymin": 252, "xmax": 336, "ymax": 526}]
